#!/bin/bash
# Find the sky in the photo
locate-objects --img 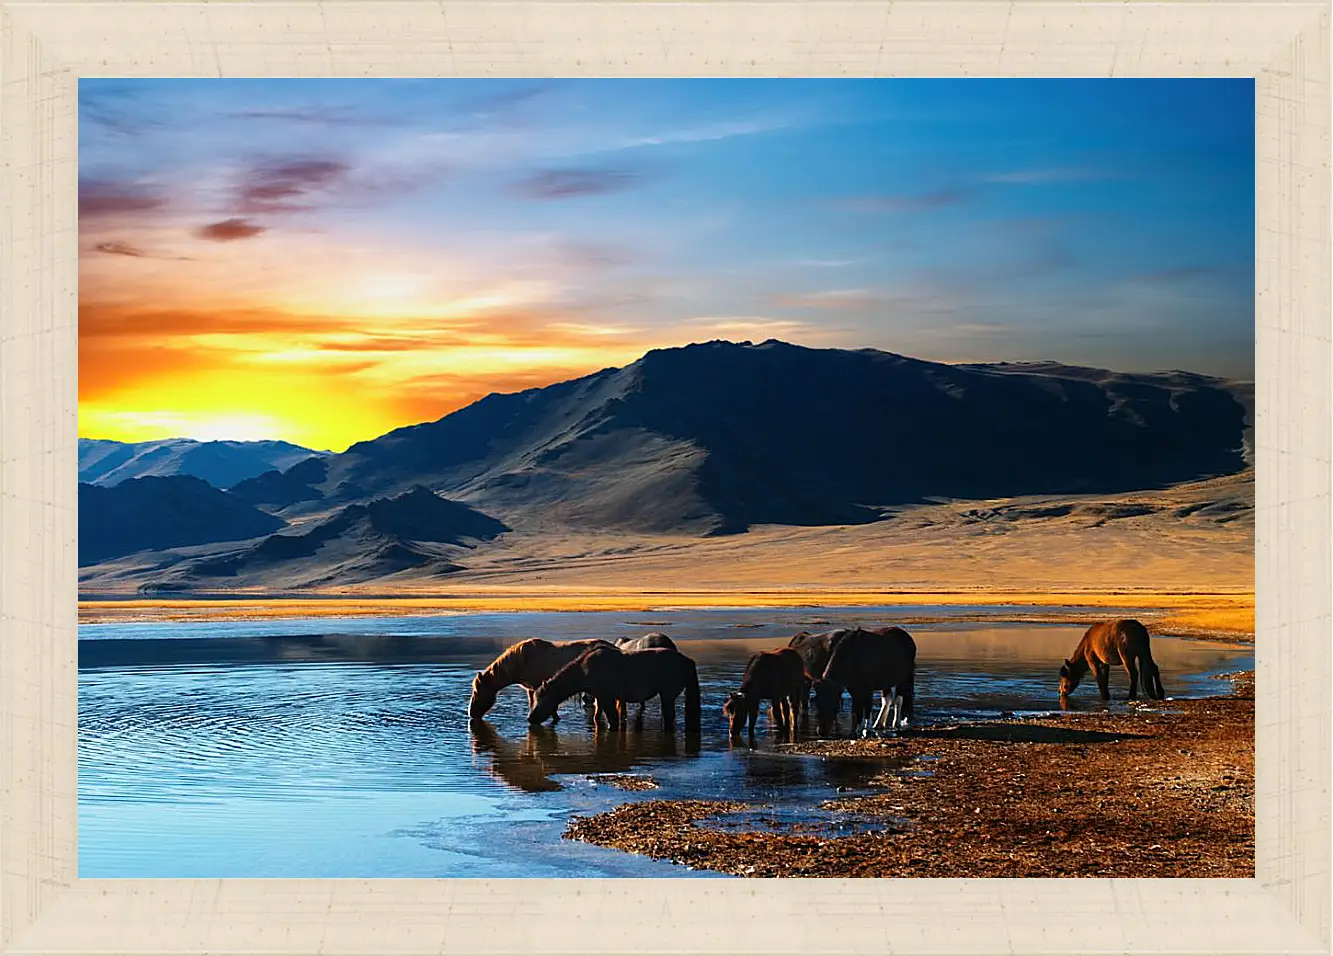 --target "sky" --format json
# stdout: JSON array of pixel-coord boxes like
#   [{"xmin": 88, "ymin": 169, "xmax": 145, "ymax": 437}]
[{"xmin": 79, "ymin": 79, "xmax": 1255, "ymax": 452}]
